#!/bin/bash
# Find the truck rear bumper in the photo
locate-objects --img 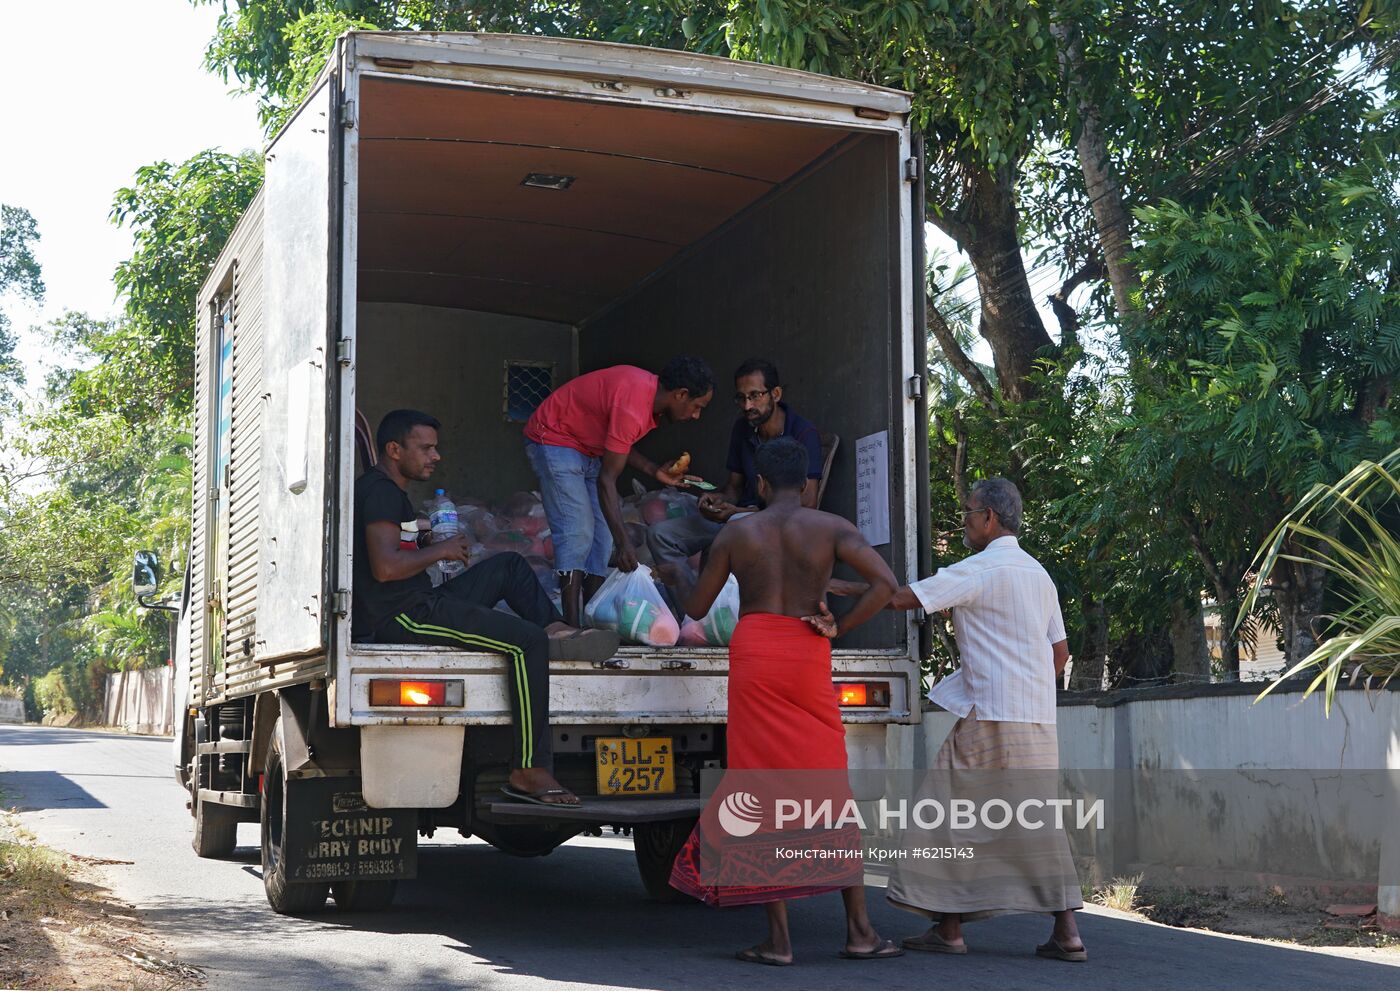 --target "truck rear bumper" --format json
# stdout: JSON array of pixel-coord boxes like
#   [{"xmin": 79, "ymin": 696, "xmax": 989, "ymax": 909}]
[
  {"xmin": 483, "ymin": 796, "xmax": 706, "ymax": 826},
  {"xmin": 338, "ymin": 645, "xmax": 918, "ymax": 726}
]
